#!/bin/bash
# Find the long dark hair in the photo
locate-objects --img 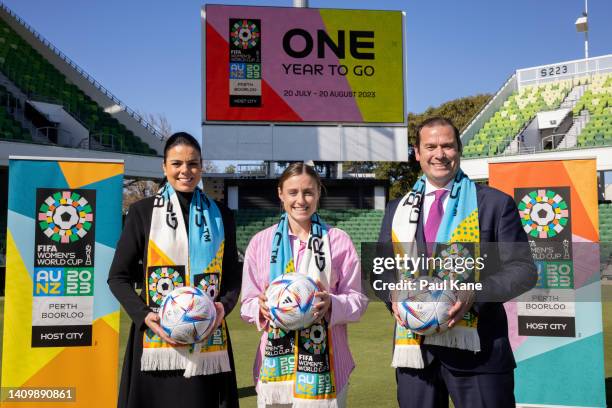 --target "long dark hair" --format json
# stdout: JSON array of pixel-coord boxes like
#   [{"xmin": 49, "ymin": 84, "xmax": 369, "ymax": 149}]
[{"xmin": 159, "ymin": 132, "xmax": 202, "ymax": 186}]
